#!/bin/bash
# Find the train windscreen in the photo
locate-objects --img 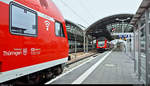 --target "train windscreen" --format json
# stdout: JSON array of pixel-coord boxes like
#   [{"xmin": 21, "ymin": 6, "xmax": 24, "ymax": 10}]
[{"xmin": 98, "ymin": 41, "xmax": 105, "ymax": 47}]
